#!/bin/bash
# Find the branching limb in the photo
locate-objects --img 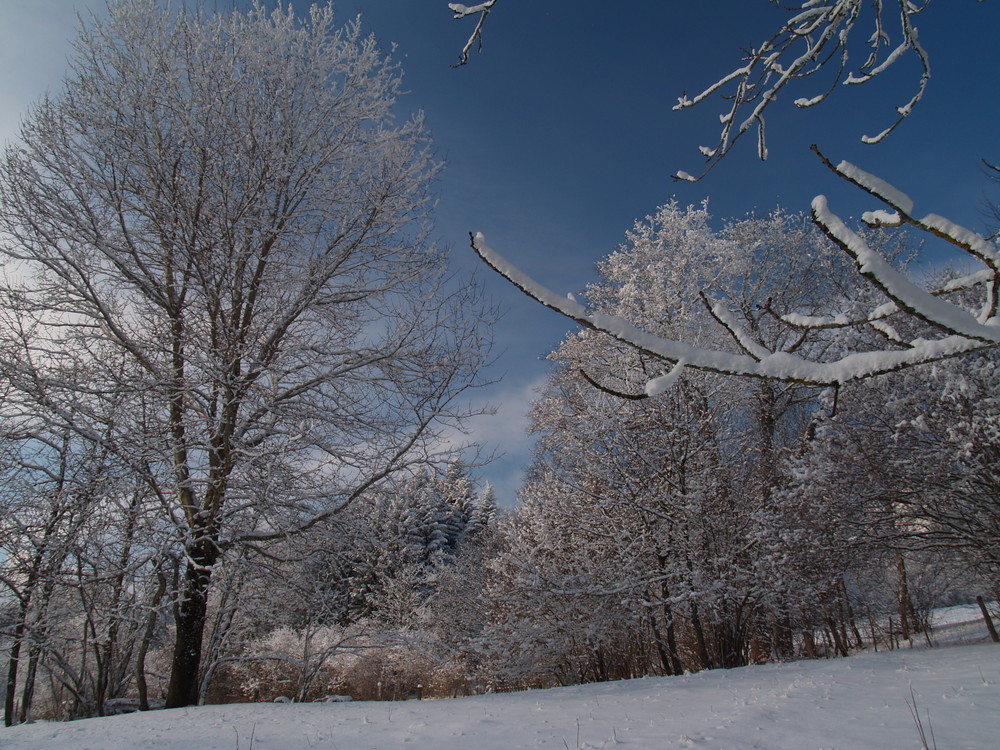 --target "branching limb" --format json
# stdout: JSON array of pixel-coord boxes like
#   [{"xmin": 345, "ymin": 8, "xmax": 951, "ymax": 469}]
[
  {"xmin": 578, "ymin": 369, "xmax": 649, "ymax": 401},
  {"xmin": 471, "ymin": 228, "xmax": 997, "ymax": 387},
  {"xmin": 675, "ymin": 1, "xmax": 934, "ymax": 182},
  {"xmin": 765, "ymin": 298, "xmax": 896, "ymax": 331},
  {"xmin": 812, "ymin": 145, "xmax": 1000, "ymax": 324},
  {"xmin": 449, "ymin": 1, "xmax": 499, "ymax": 67},
  {"xmin": 700, "ymin": 290, "xmax": 772, "ymax": 361}
]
